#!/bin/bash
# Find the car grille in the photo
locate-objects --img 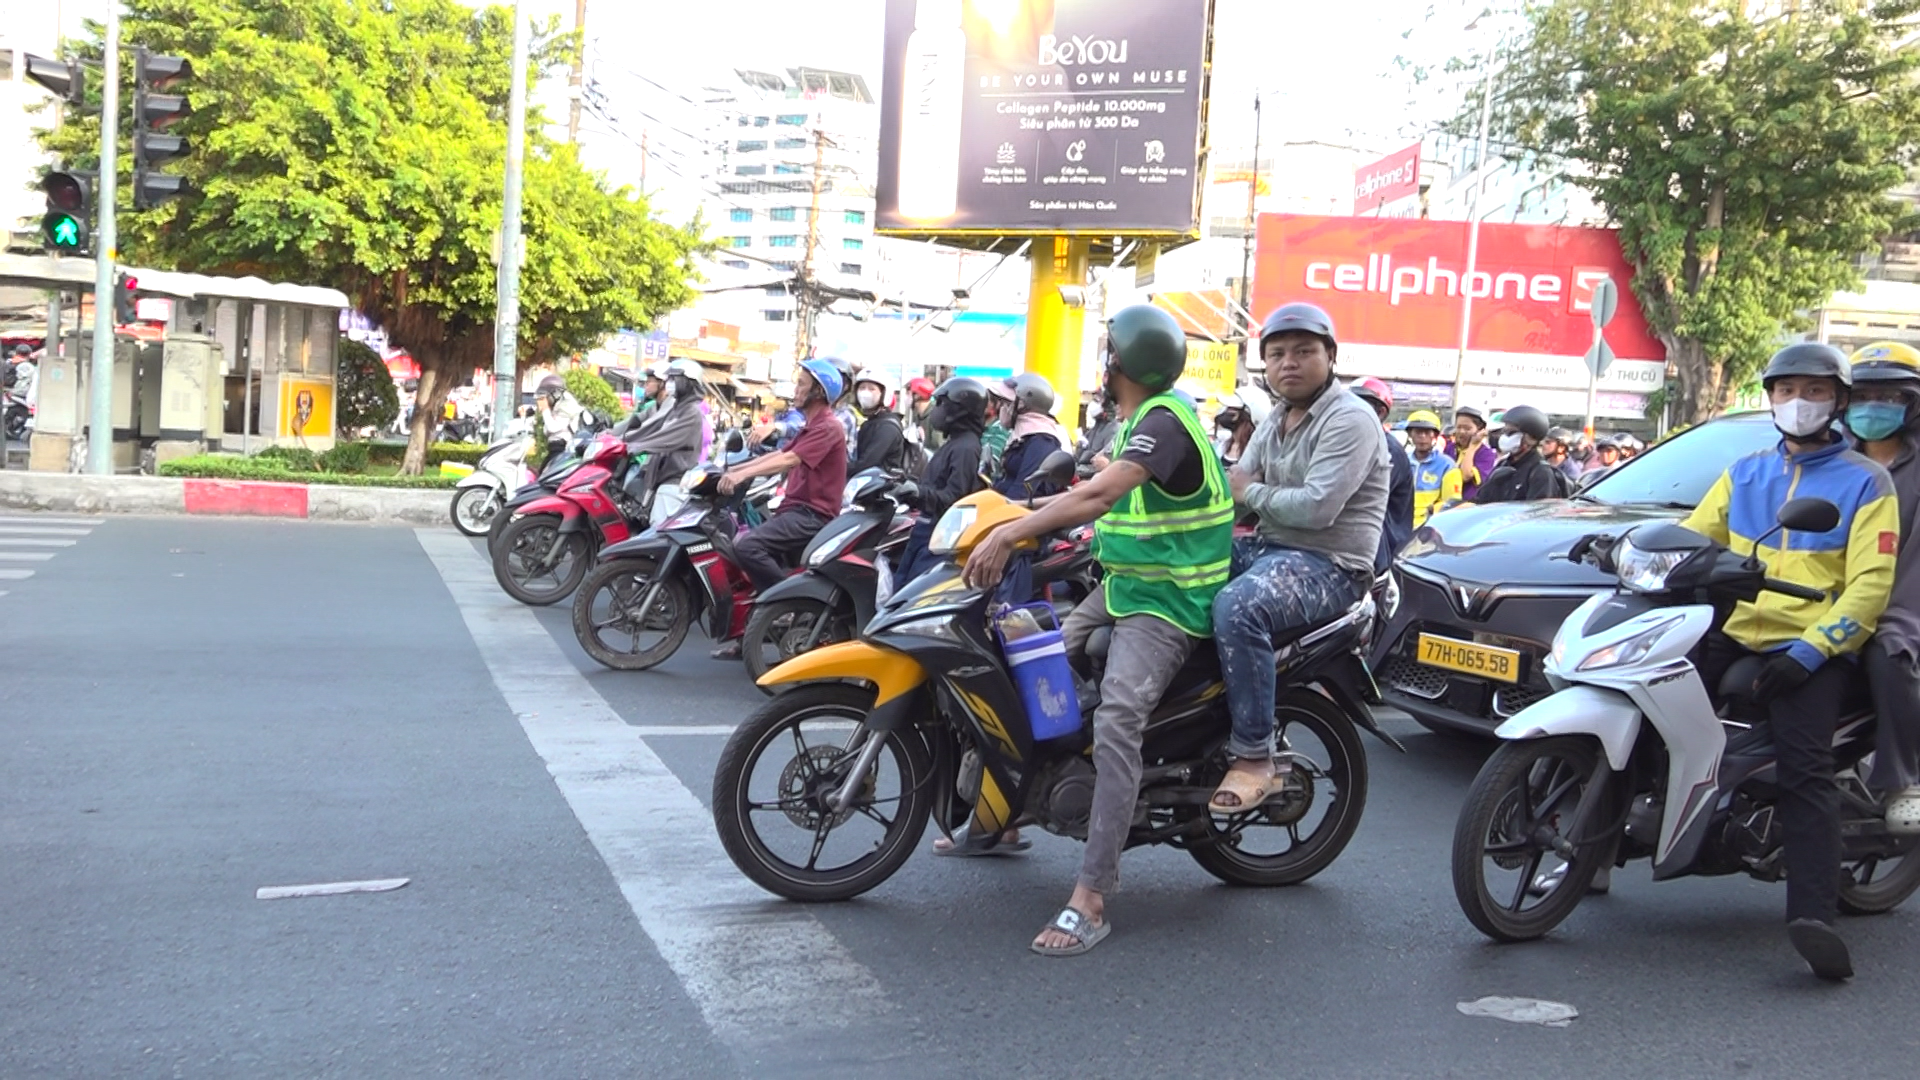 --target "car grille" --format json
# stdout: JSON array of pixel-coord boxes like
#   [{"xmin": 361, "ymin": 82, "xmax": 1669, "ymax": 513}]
[
  {"xmin": 1493, "ymin": 681, "xmax": 1553, "ymax": 718},
  {"xmin": 1381, "ymin": 655, "xmax": 1449, "ymax": 700}
]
